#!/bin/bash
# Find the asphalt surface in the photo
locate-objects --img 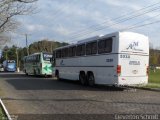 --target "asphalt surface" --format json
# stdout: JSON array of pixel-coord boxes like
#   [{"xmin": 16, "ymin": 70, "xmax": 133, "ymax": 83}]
[{"xmin": 0, "ymin": 72, "xmax": 160, "ymax": 120}]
